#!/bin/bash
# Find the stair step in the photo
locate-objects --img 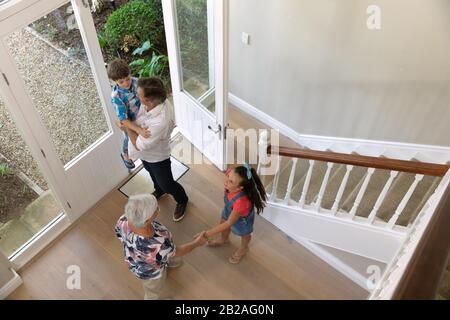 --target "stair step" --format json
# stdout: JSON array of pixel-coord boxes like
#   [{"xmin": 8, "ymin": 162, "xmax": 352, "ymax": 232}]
[
  {"xmin": 310, "ymin": 163, "xmax": 345, "ymax": 208},
  {"xmin": 264, "ymin": 156, "xmax": 295, "ymax": 195},
  {"xmin": 338, "ymin": 166, "xmax": 369, "ymax": 213},
  {"xmin": 274, "ymin": 158, "xmax": 310, "ymax": 200},
  {"xmin": 398, "ymin": 175, "xmax": 441, "ymax": 226},
  {"xmin": 288, "ymin": 161, "xmax": 328, "ymax": 204},
  {"xmin": 376, "ymin": 157, "xmax": 437, "ymax": 224},
  {"xmin": 265, "ymin": 145, "xmax": 313, "ymax": 199},
  {"xmin": 340, "ymin": 153, "xmax": 392, "ymax": 215},
  {"xmin": 352, "ymin": 169, "xmax": 391, "ymax": 218},
  {"xmin": 304, "ymin": 161, "xmax": 329, "ymax": 205},
  {"xmin": 317, "ymin": 164, "xmax": 346, "ymax": 209}
]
